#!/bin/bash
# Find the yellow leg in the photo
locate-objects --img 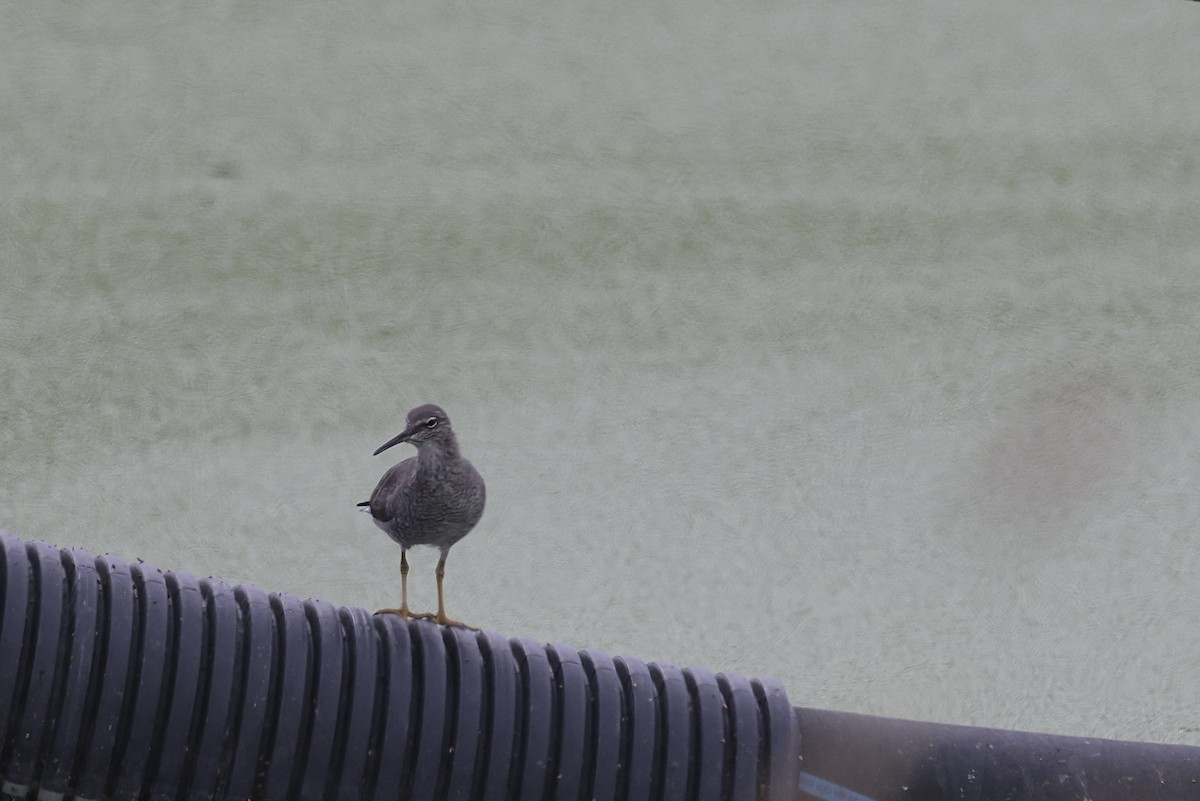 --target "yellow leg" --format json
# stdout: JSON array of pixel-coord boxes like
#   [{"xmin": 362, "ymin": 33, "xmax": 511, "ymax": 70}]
[
  {"xmin": 376, "ymin": 551, "xmax": 418, "ymax": 618},
  {"xmin": 431, "ymin": 557, "xmax": 476, "ymax": 630}
]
